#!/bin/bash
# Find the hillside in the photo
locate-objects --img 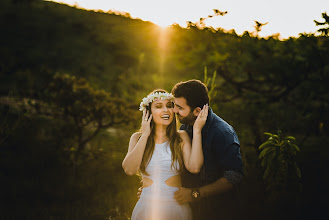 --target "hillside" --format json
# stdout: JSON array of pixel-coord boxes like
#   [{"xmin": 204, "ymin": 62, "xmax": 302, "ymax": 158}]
[
  {"xmin": 1, "ymin": 0, "xmax": 169, "ymax": 97},
  {"xmin": 1, "ymin": 0, "xmax": 329, "ymax": 219}
]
